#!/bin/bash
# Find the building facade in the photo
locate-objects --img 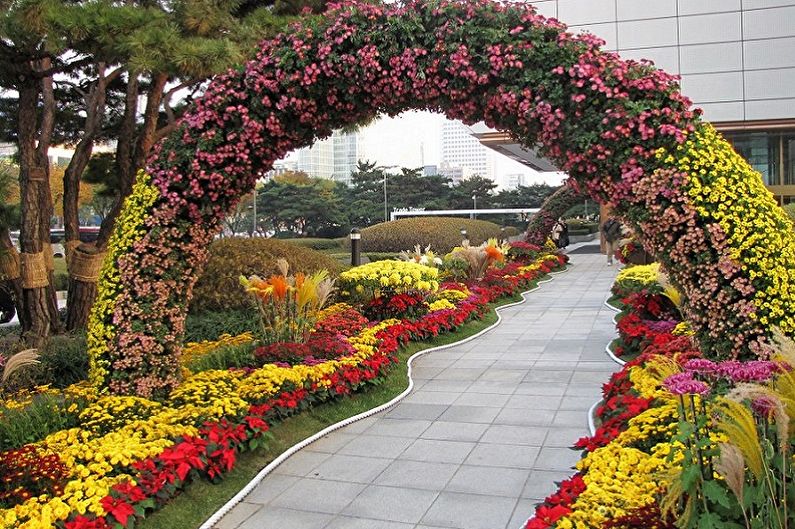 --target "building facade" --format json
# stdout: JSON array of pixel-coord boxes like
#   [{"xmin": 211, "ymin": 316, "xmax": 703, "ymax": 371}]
[
  {"xmin": 441, "ymin": 120, "xmax": 494, "ymax": 181},
  {"xmin": 295, "ymin": 130, "xmax": 362, "ymax": 184},
  {"xmin": 525, "ymin": 0, "xmax": 795, "ymax": 202}
]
